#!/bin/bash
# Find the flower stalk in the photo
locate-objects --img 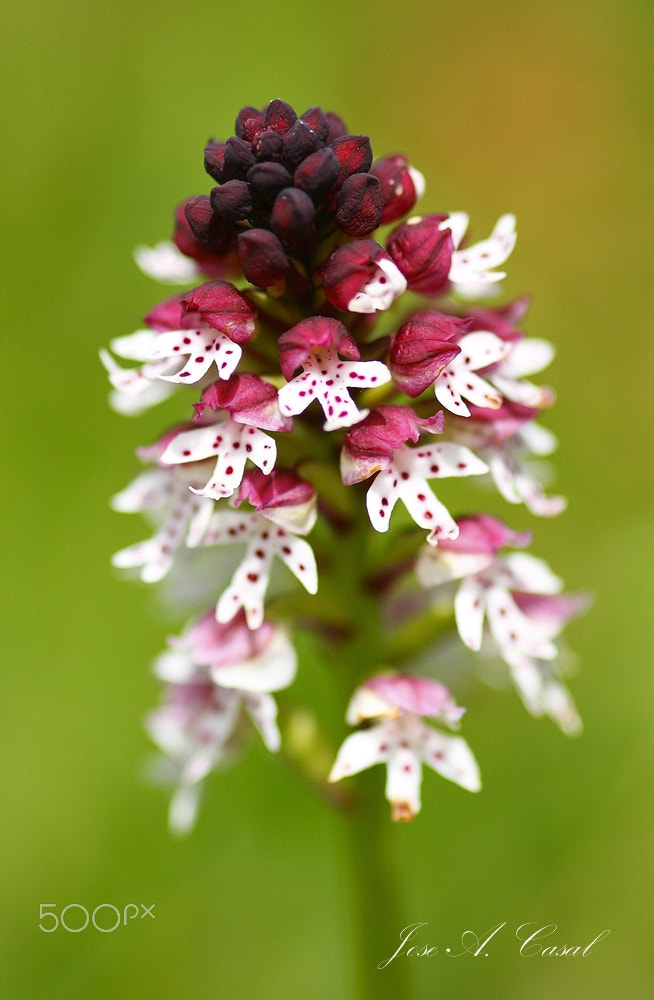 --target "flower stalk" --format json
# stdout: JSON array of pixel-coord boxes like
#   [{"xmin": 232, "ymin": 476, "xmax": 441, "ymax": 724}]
[{"xmin": 102, "ymin": 98, "xmax": 586, "ymax": 838}]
